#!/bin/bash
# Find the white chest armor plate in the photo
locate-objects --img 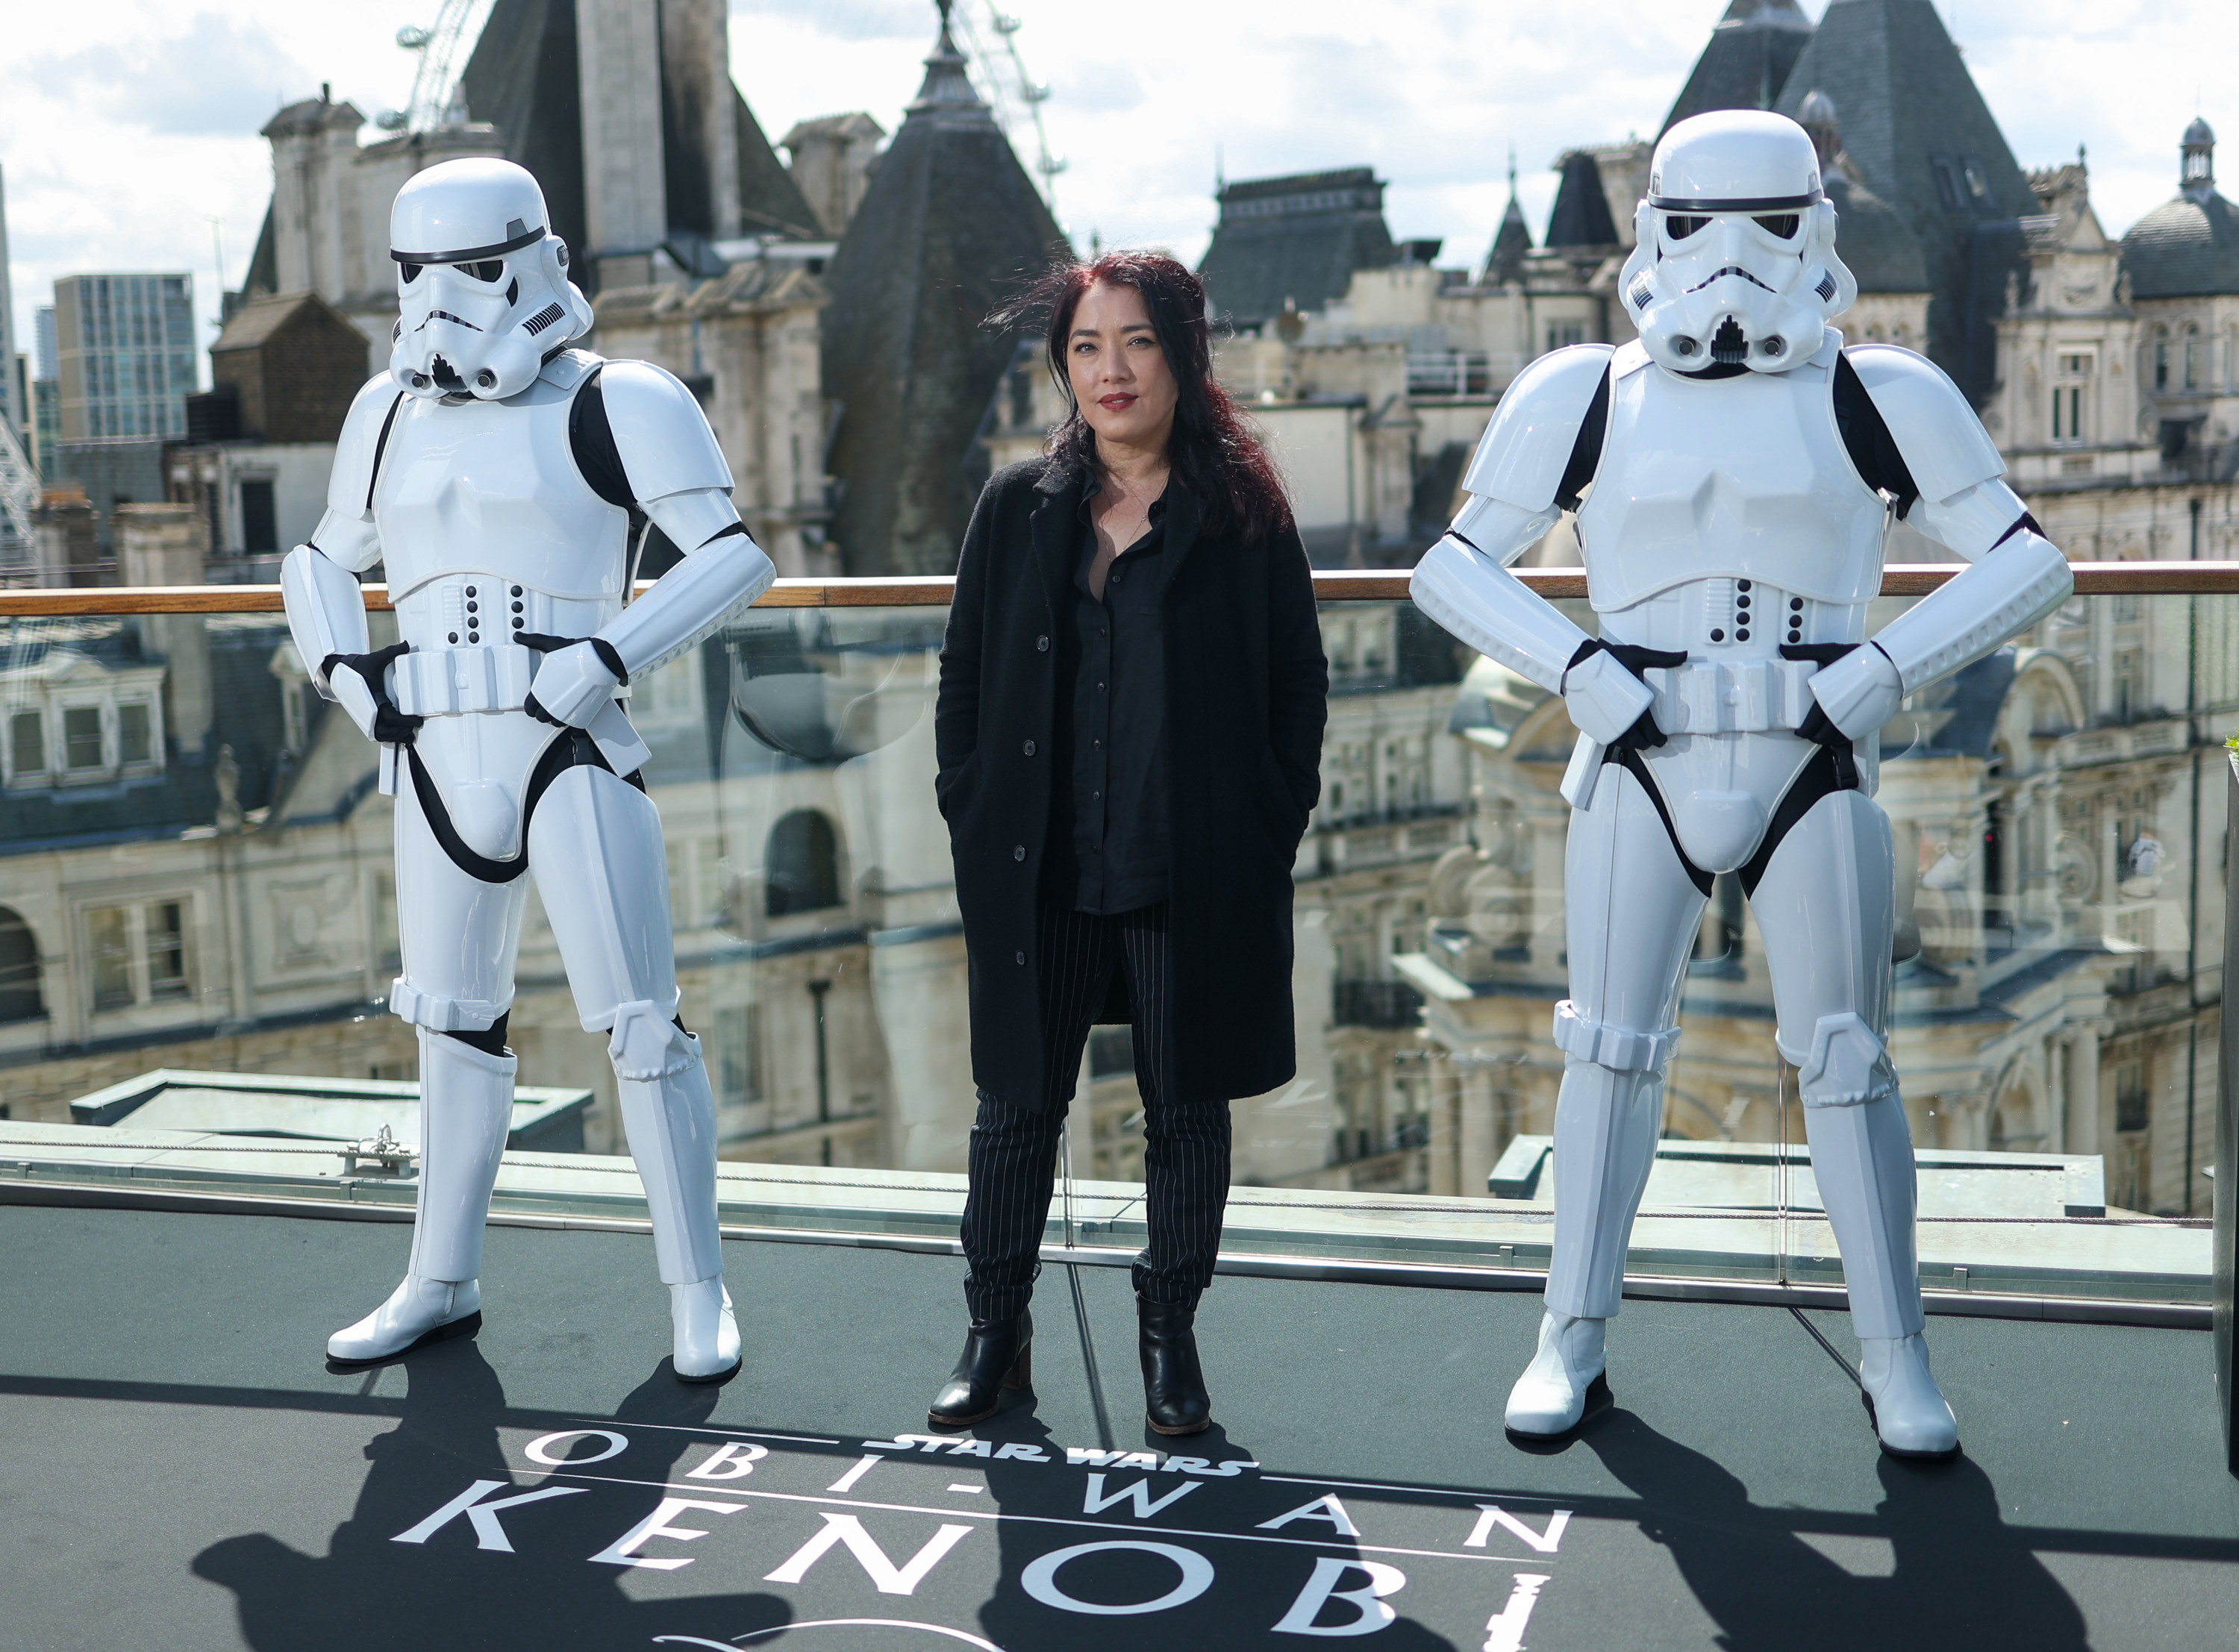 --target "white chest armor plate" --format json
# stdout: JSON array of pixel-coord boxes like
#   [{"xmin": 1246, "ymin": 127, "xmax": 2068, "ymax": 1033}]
[
  {"xmin": 1574, "ymin": 340, "xmax": 1887, "ymax": 615},
  {"xmin": 374, "ymin": 374, "xmax": 630, "ymax": 622},
  {"xmin": 367, "ymin": 370, "xmax": 643, "ymax": 853}
]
